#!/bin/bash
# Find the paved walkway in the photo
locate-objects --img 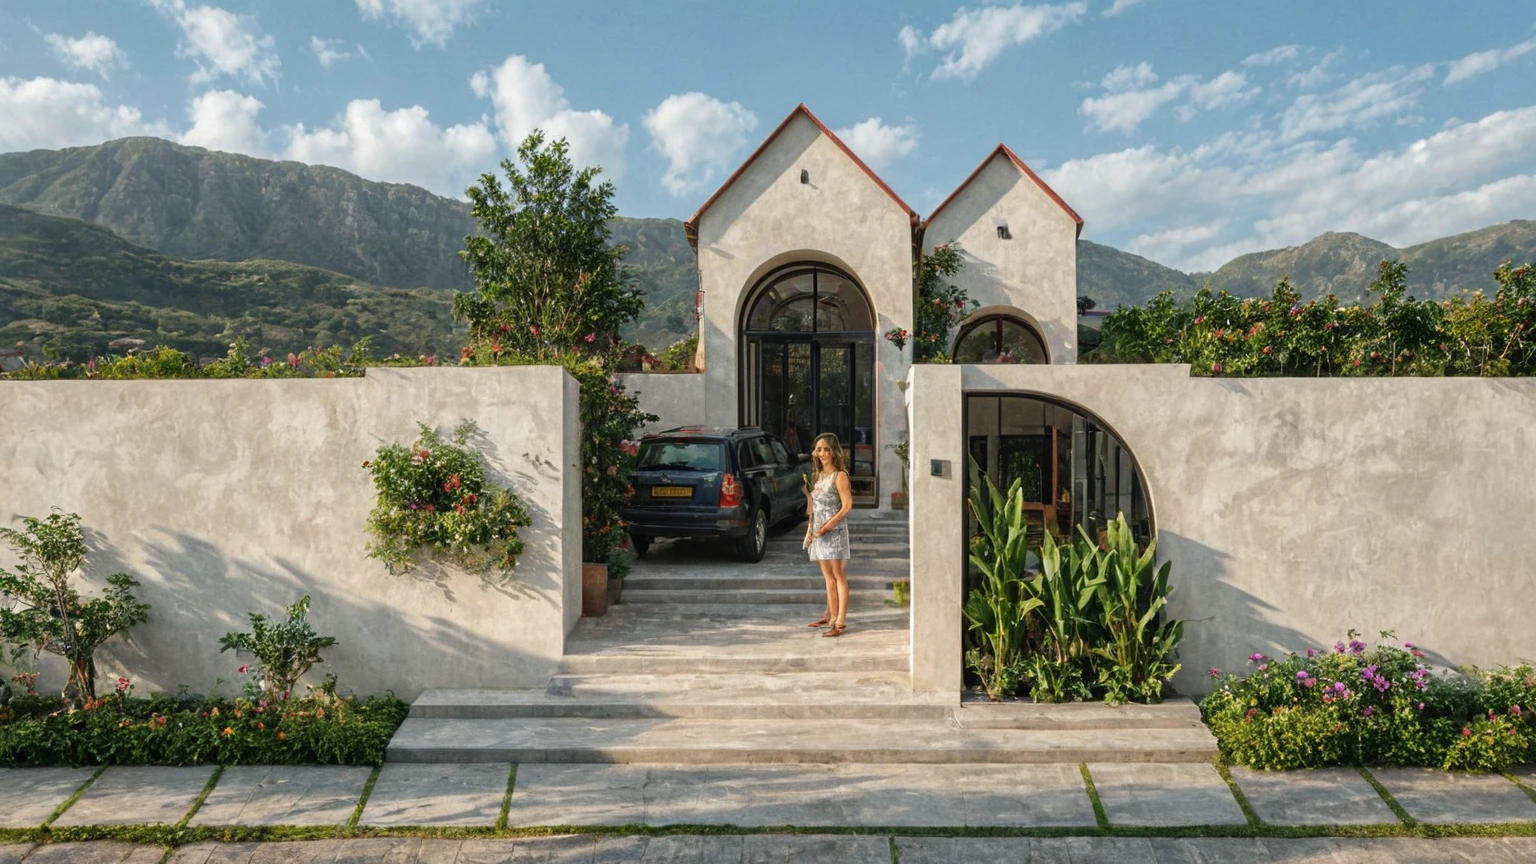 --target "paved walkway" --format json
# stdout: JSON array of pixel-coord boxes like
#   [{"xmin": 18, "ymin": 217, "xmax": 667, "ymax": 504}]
[
  {"xmin": 5, "ymin": 835, "xmax": 1536, "ymax": 863},
  {"xmin": 2, "ymin": 763, "xmax": 1534, "ymax": 831}
]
